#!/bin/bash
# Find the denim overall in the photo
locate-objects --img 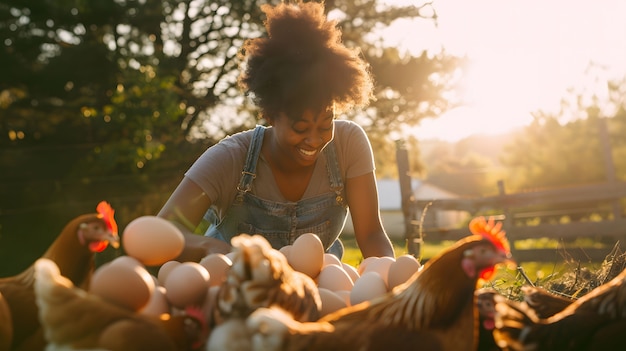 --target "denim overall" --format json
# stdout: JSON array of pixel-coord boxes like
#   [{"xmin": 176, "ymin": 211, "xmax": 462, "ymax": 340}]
[{"xmin": 205, "ymin": 125, "xmax": 348, "ymax": 258}]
